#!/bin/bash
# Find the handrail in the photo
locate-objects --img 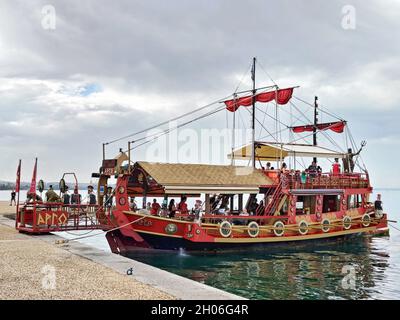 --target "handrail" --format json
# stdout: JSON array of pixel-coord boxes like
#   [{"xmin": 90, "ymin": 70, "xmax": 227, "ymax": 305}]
[{"xmin": 279, "ymin": 171, "xmax": 369, "ymax": 190}]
